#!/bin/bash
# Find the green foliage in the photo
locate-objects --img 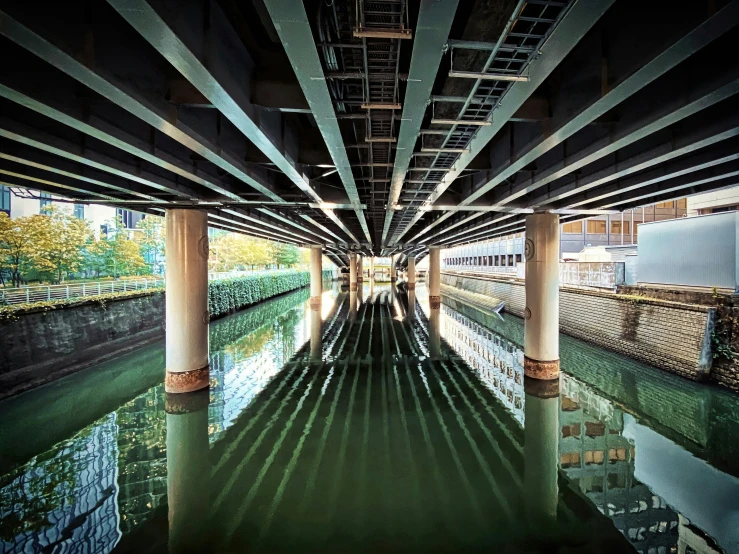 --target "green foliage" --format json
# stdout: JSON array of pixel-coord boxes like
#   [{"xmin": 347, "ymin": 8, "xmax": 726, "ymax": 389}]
[{"xmin": 209, "ymin": 271, "xmax": 309, "ymax": 318}]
